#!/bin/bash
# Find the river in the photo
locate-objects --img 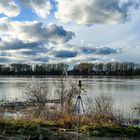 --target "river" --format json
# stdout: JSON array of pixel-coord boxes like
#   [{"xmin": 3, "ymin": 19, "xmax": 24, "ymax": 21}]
[{"xmin": 0, "ymin": 76, "xmax": 140, "ymax": 112}]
